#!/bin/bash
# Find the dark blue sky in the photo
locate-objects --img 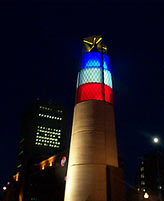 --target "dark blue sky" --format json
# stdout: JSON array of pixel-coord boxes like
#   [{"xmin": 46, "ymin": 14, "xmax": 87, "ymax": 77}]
[{"xmin": 0, "ymin": 1, "xmax": 164, "ymax": 193}]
